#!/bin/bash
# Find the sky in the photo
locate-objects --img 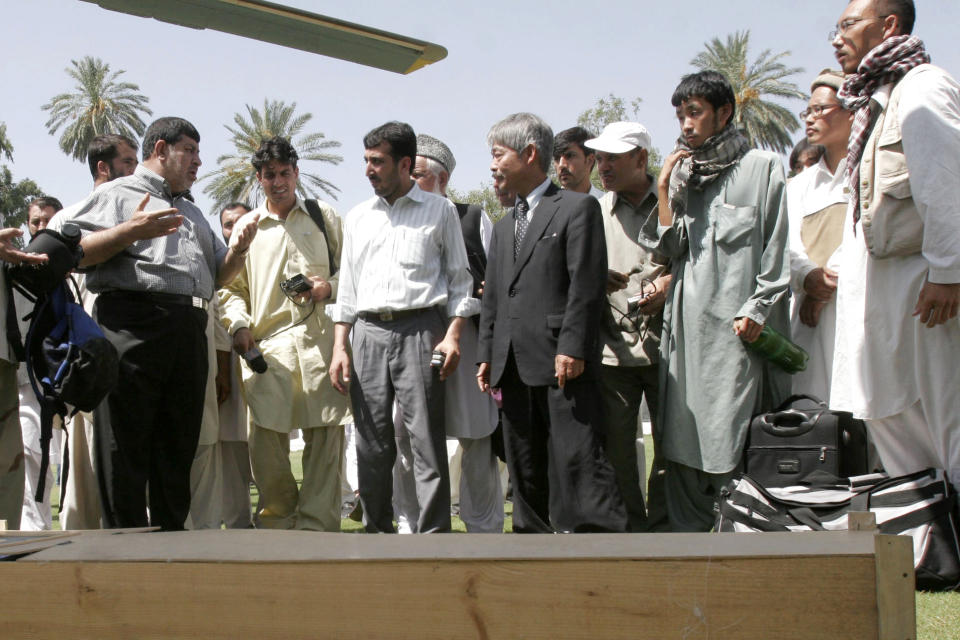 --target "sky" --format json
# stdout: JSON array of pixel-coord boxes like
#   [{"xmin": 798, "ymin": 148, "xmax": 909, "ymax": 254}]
[{"xmin": 3, "ymin": 0, "xmax": 960, "ymax": 224}]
